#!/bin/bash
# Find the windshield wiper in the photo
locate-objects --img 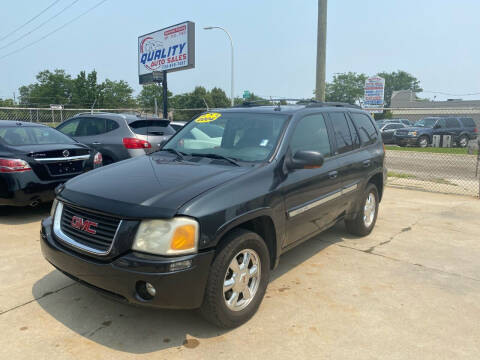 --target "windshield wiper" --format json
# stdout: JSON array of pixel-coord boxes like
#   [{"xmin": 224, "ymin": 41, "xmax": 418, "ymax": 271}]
[
  {"xmin": 189, "ymin": 153, "xmax": 240, "ymax": 166},
  {"xmin": 161, "ymin": 148, "xmax": 186, "ymax": 160}
]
